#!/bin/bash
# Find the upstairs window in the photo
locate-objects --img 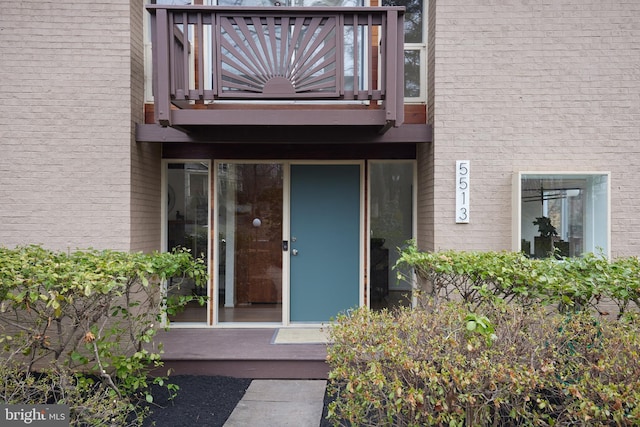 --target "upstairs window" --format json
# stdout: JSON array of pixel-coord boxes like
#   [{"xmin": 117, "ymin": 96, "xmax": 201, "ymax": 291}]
[{"xmin": 382, "ymin": 0, "xmax": 425, "ymax": 102}]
